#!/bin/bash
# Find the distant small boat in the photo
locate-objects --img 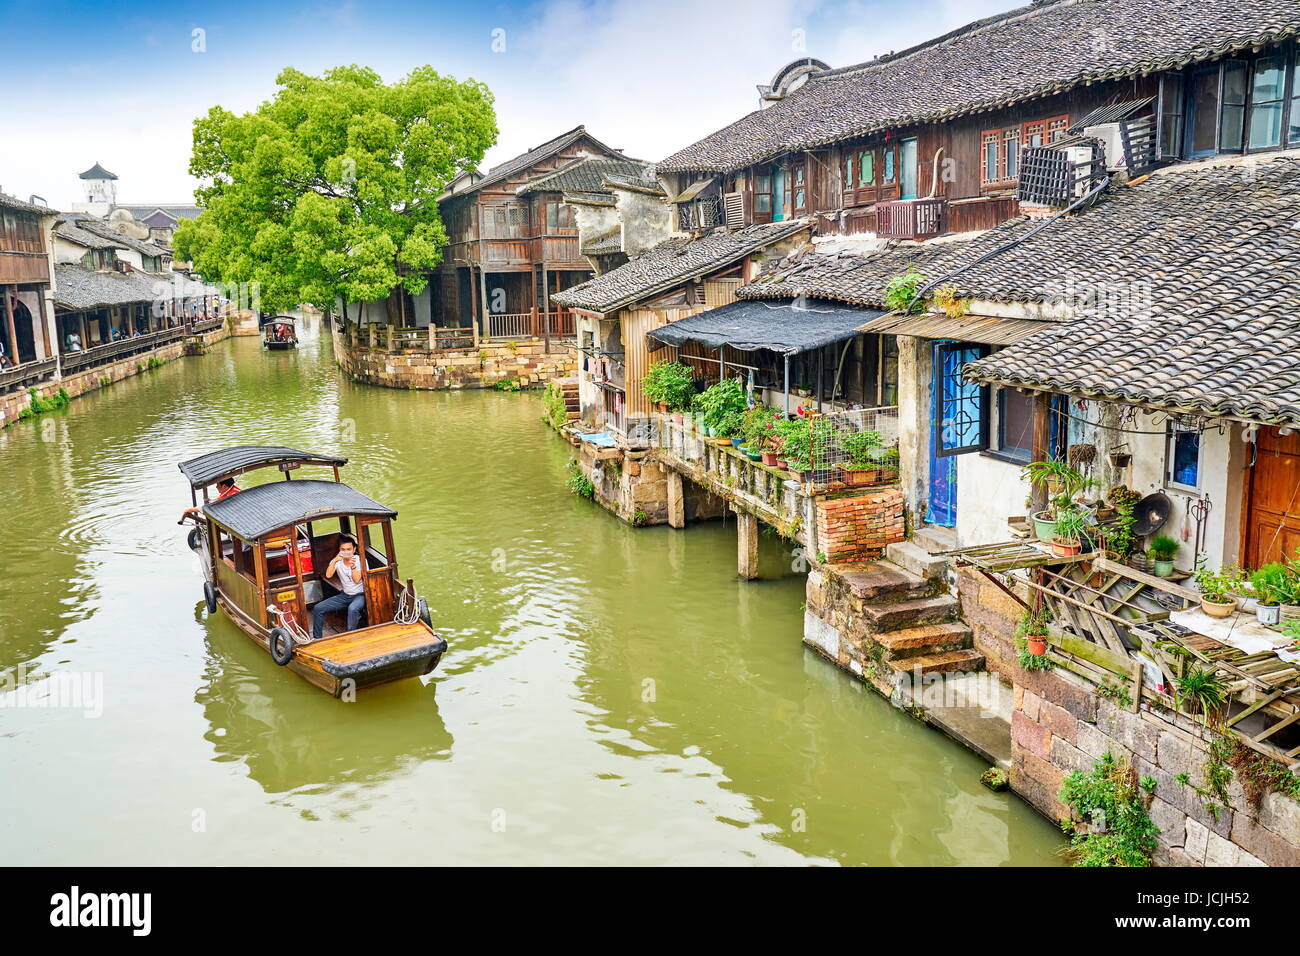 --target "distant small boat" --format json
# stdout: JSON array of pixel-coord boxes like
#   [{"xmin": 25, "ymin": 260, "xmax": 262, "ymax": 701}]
[
  {"xmin": 178, "ymin": 445, "xmax": 446, "ymax": 697},
  {"xmin": 263, "ymin": 317, "xmax": 298, "ymax": 350}
]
